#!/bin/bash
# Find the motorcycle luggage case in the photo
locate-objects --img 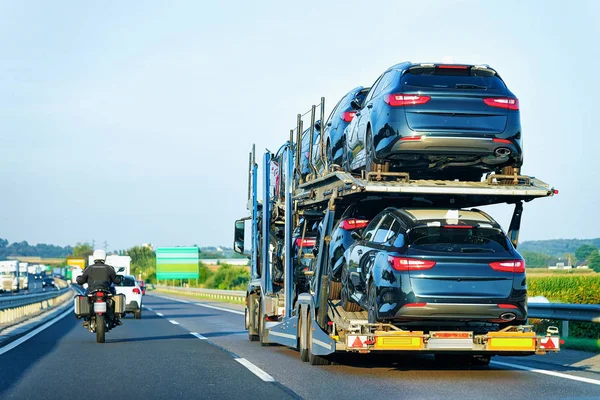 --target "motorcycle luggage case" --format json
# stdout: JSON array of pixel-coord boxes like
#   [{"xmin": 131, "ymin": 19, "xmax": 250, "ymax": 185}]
[
  {"xmin": 113, "ymin": 293, "xmax": 126, "ymax": 315},
  {"xmin": 74, "ymin": 295, "xmax": 90, "ymax": 317}
]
